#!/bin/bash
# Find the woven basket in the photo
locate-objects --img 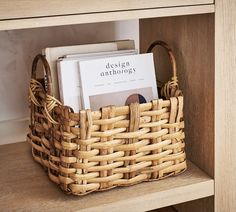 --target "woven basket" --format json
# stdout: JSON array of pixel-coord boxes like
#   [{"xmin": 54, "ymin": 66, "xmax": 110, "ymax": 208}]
[{"xmin": 27, "ymin": 40, "xmax": 187, "ymax": 195}]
